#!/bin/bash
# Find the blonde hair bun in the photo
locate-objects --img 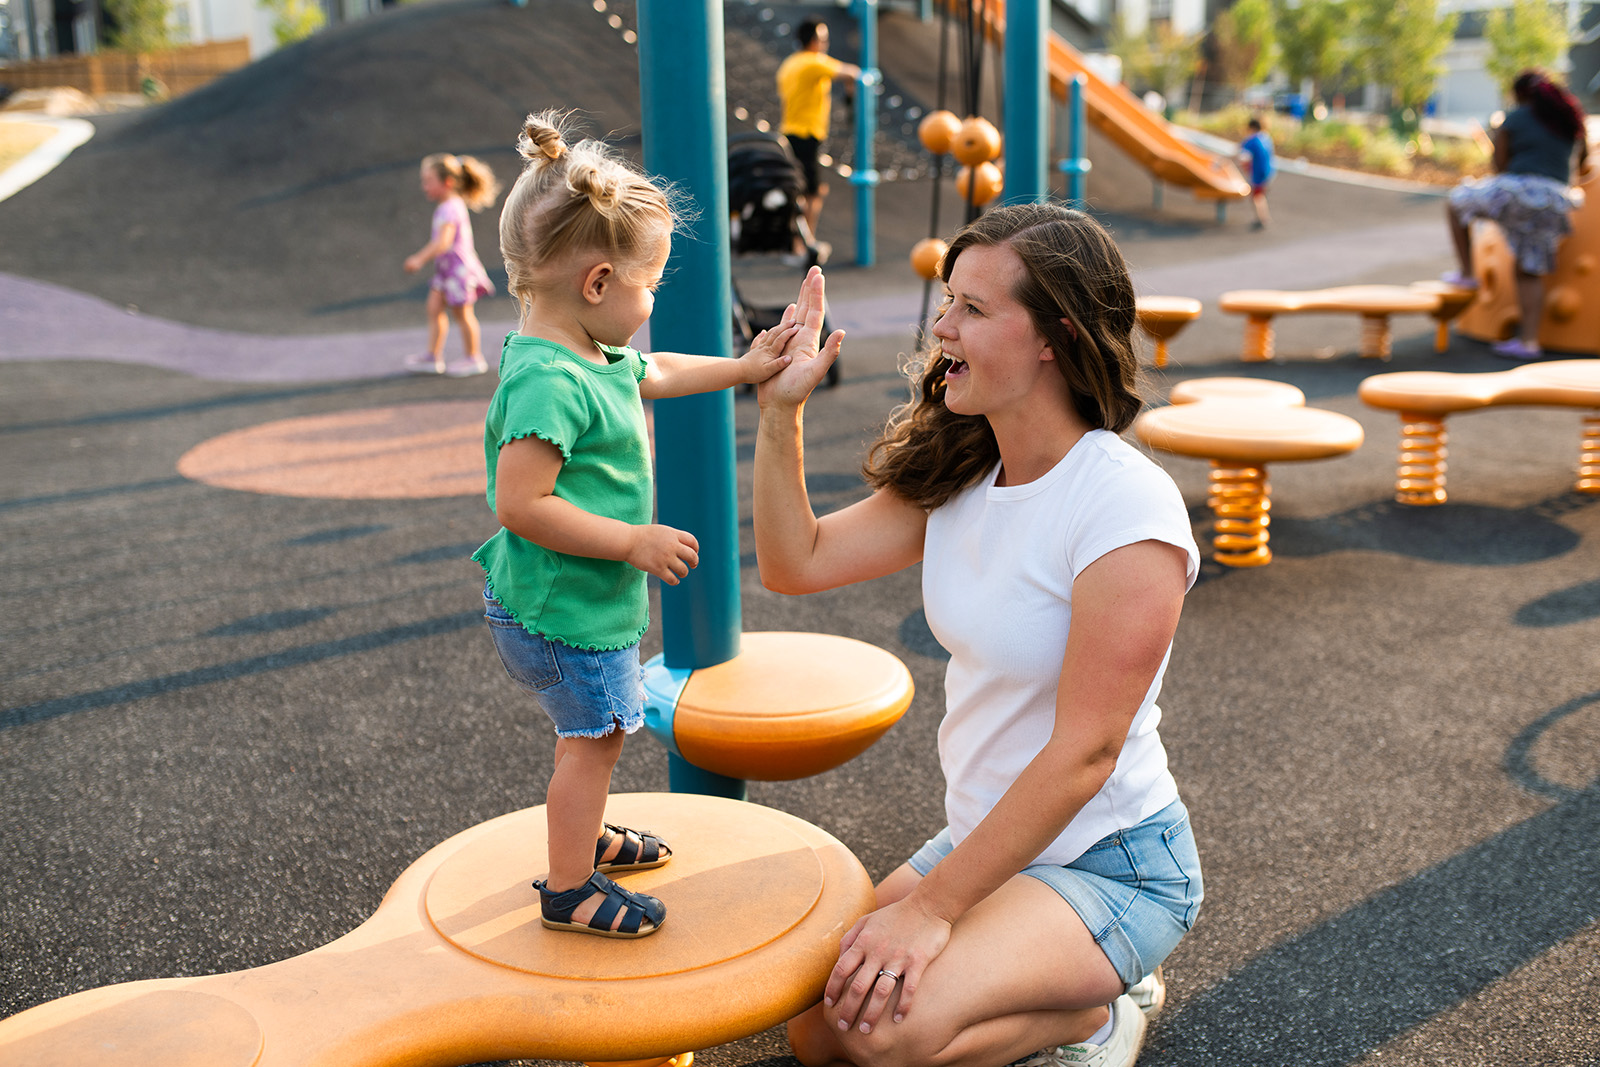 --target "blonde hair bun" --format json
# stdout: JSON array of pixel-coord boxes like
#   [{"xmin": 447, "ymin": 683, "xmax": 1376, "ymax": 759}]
[{"xmin": 518, "ymin": 112, "xmax": 568, "ymax": 164}]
